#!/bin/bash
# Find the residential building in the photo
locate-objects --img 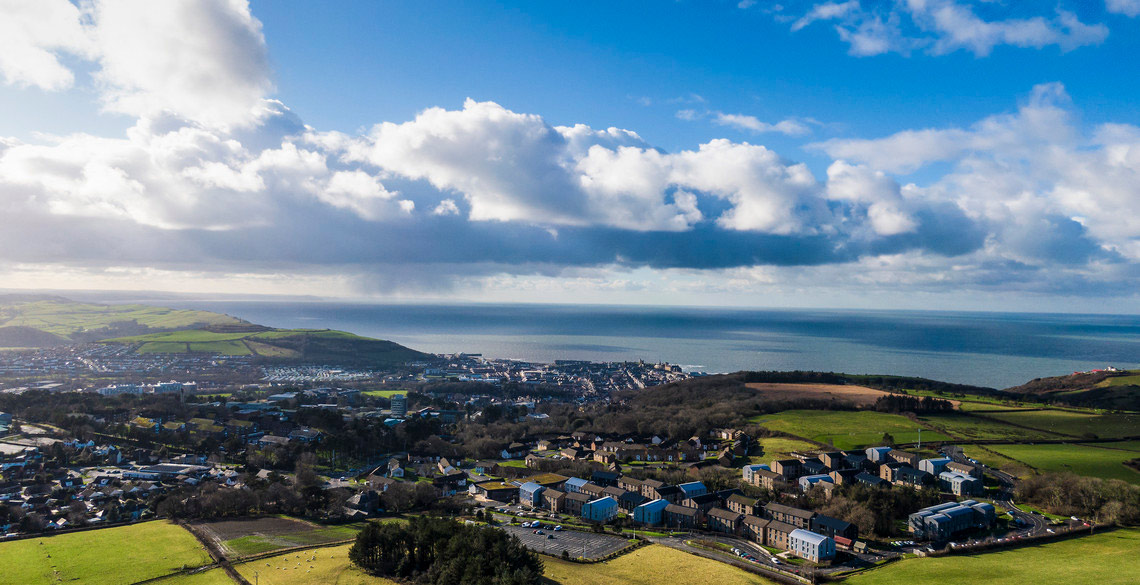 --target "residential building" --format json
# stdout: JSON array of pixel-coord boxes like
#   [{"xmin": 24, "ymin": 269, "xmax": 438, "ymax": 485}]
[
  {"xmin": 677, "ymin": 481, "xmax": 707, "ymax": 499},
  {"xmin": 563, "ymin": 492, "xmax": 590, "ymax": 516},
  {"xmin": 742, "ymin": 515, "xmax": 770, "ymax": 544},
  {"xmin": 810, "ymin": 514, "xmax": 858, "ymax": 541},
  {"xmin": 726, "ymin": 493, "xmax": 758, "ymax": 516},
  {"xmin": 664, "ymin": 504, "xmax": 700, "ymax": 529},
  {"xmin": 788, "ymin": 529, "xmax": 835, "ymax": 562},
  {"xmin": 542, "ymin": 488, "xmax": 566, "ymax": 512},
  {"xmin": 865, "ymin": 446, "xmax": 892, "ymax": 463},
  {"xmin": 939, "ymin": 471, "xmax": 983, "ymax": 496},
  {"xmin": 707, "ymin": 507, "xmax": 743, "ymax": 535},
  {"xmin": 766, "ymin": 520, "xmax": 796, "ymax": 550},
  {"xmin": 390, "ymin": 394, "xmax": 407, "ymax": 418},
  {"xmin": 799, "ymin": 474, "xmax": 833, "ymax": 492},
  {"xmin": 918, "ymin": 457, "xmax": 952, "ymax": 475},
  {"xmin": 764, "ymin": 502, "xmax": 815, "ymax": 529},
  {"xmin": 582, "ymin": 496, "xmax": 618, "ymax": 523},
  {"xmin": 771, "ymin": 459, "xmax": 804, "ymax": 479},
  {"xmin": 888, "ymin": 449, "xmax": 919, "ymax": 467},
  {"xmin": 633, "ymin": 498, "xmax": 669, "ymax": 526},
  {"xmin": 617, "ymin": 490, "xmax": 648, "ymax": 512},
  {"xmin": 563, "ymin": 477, "xmax": 589, "ymax": 493},
  {"xmin": 742, "ymin": 463, "xmax": 770, "ymax": 484},
  {"xmin": 519, "ymin": 482, "xmax": 546, "ymax": 507}
]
